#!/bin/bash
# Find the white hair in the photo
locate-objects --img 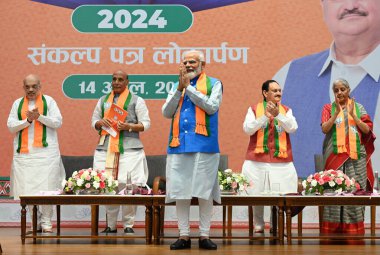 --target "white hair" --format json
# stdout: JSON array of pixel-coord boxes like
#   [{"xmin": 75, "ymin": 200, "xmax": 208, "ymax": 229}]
[
  {"xmin": 182, "ymin": 50, "xmax": 205, "ymax": 62},
  {"xmin": 332, "ymin": 78, "xmax": 350, "ymax": 90}
]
